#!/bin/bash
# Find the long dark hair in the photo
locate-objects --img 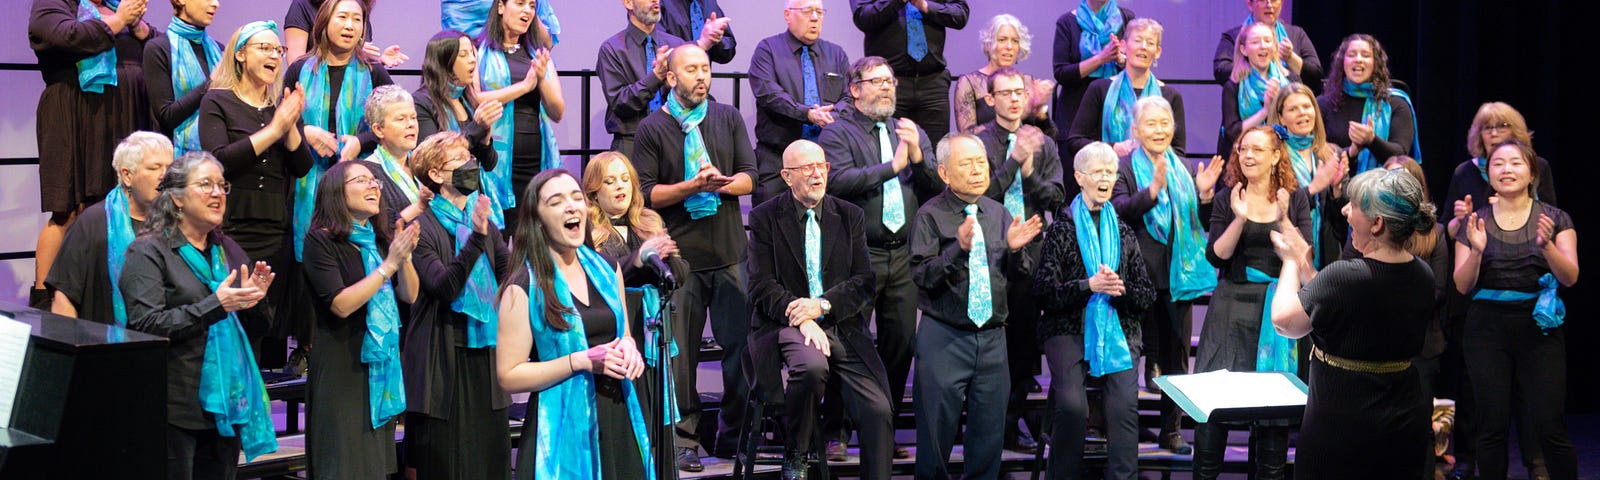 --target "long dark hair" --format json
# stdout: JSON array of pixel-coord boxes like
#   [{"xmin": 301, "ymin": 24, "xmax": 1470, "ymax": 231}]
[
  {"xmin": 501, "ymin": 168, "xmax": 577, "ymax": 330},
  {"xmin": 310, "ymin": 161, "xmax": 392, "ymax": 249},
  {"xmin": 420, "ymin": 30, "xmax": 480, "ymax": 132},
  {"xmin": 479, "ymin": 0, "xmax": 550, "ymax": 55},
  {"xmin": 1323, "ymin": 33, "xmax": 1392, "ymax": 111},
  {"xmin": 144, "ymin": 152, "xmax": 226, "ymax": 242}
]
